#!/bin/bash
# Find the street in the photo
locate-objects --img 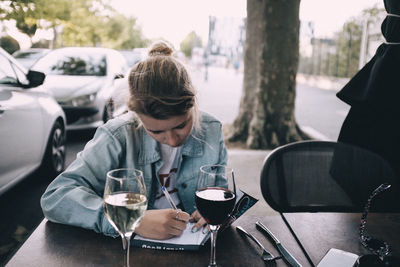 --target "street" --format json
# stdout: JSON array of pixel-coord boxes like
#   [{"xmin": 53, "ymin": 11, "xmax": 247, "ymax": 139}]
[
  {"xmin": 0, "ymin": 67, "xmax": 350, "ymax": 265},
  {"xmin": 192, "ymin": 66, "xmax": 350, "ymax": 141}
]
